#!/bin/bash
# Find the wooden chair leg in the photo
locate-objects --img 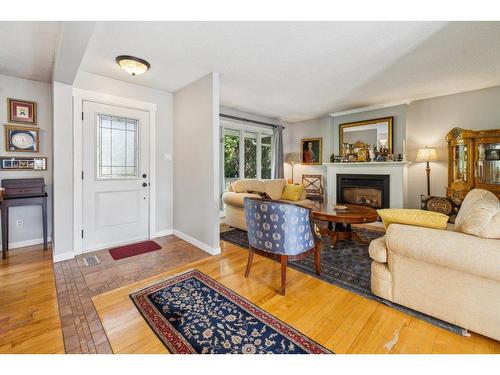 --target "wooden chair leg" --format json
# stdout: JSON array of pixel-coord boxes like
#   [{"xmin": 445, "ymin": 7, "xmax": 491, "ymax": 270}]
[
  {"xmin": 280, "ymin": 255, "xmax": 287, "ymax": 295},
  {"xmin": 314, "ymin": 244, "xmax": 321, "ymax": 276},
  {"xmin": 245, "ymin": 248, "xmax": 254, "ymax": 277}
]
